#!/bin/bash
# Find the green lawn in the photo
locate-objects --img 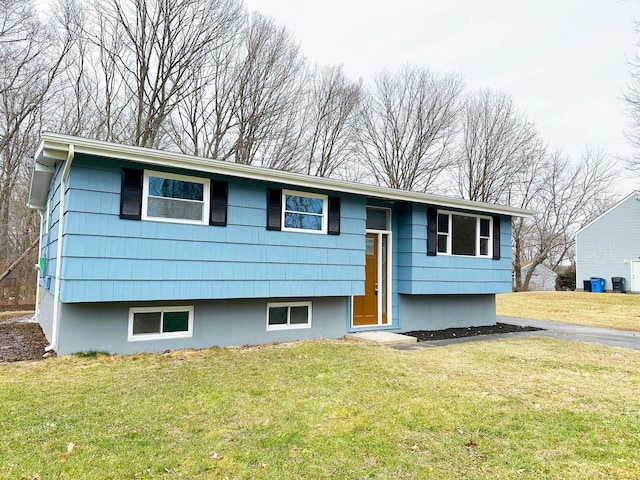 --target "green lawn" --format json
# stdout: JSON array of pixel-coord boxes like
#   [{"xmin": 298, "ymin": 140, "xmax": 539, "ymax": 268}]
[
  {"xmin": 497, "ymin": 291, "xmax": 640, "ymax": 332},
  {"xmin": 2, "ymin": 338, "xmax": 640, "ymax": 479}
]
